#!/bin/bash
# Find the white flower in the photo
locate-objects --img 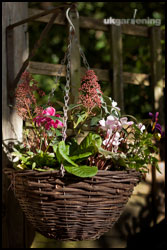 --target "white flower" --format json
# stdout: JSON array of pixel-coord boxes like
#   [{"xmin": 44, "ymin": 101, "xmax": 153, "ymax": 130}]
[
  {"xmin": 112, "ymin": 101, "xmax": 118, "ymax": 107},
  {"xmin": 107, "ymin": 115, "xmax": 116, "ymax": 121},
  {"xmin": 138, "ymin": 123, "xmax": 145, "ymax": 133},
  {"xmin": 107, "ymin": 128, "xmax": 113, "ymax": 137},
  {"xmin": 99, "ymin": 115, "xmax": 134, "ymax": 153},
  {"xmin": 120, "ymin": 117, "xmax": 134, "ymax": 126},
  {"xmin": 99, "ymin": 115, "xmax": 133, "ymax": 133},
  {"xmin": 112, "ymin": 132, "xmax": 123, "ymax": 150},
  {"xmin": 111, "ymin": 100, "xmax": 120, "ymax": 112},
  {"xmin": 99, "ymin": 118, "xmax": 106, "ymax": 129},
  {"xmin": 103, "ymin": 128, "xmax": 113, "ymax": 147},
  {"xmin": 13, "ymin": 156, "xmax": 19, "ymax": 162},
  {"xmin": 103, "ymin": 138, "xmax": 110, "ymax": 147},
  {"xmin": 114, "ymin": 131, "xmax": 121, "ymax": 140}
]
